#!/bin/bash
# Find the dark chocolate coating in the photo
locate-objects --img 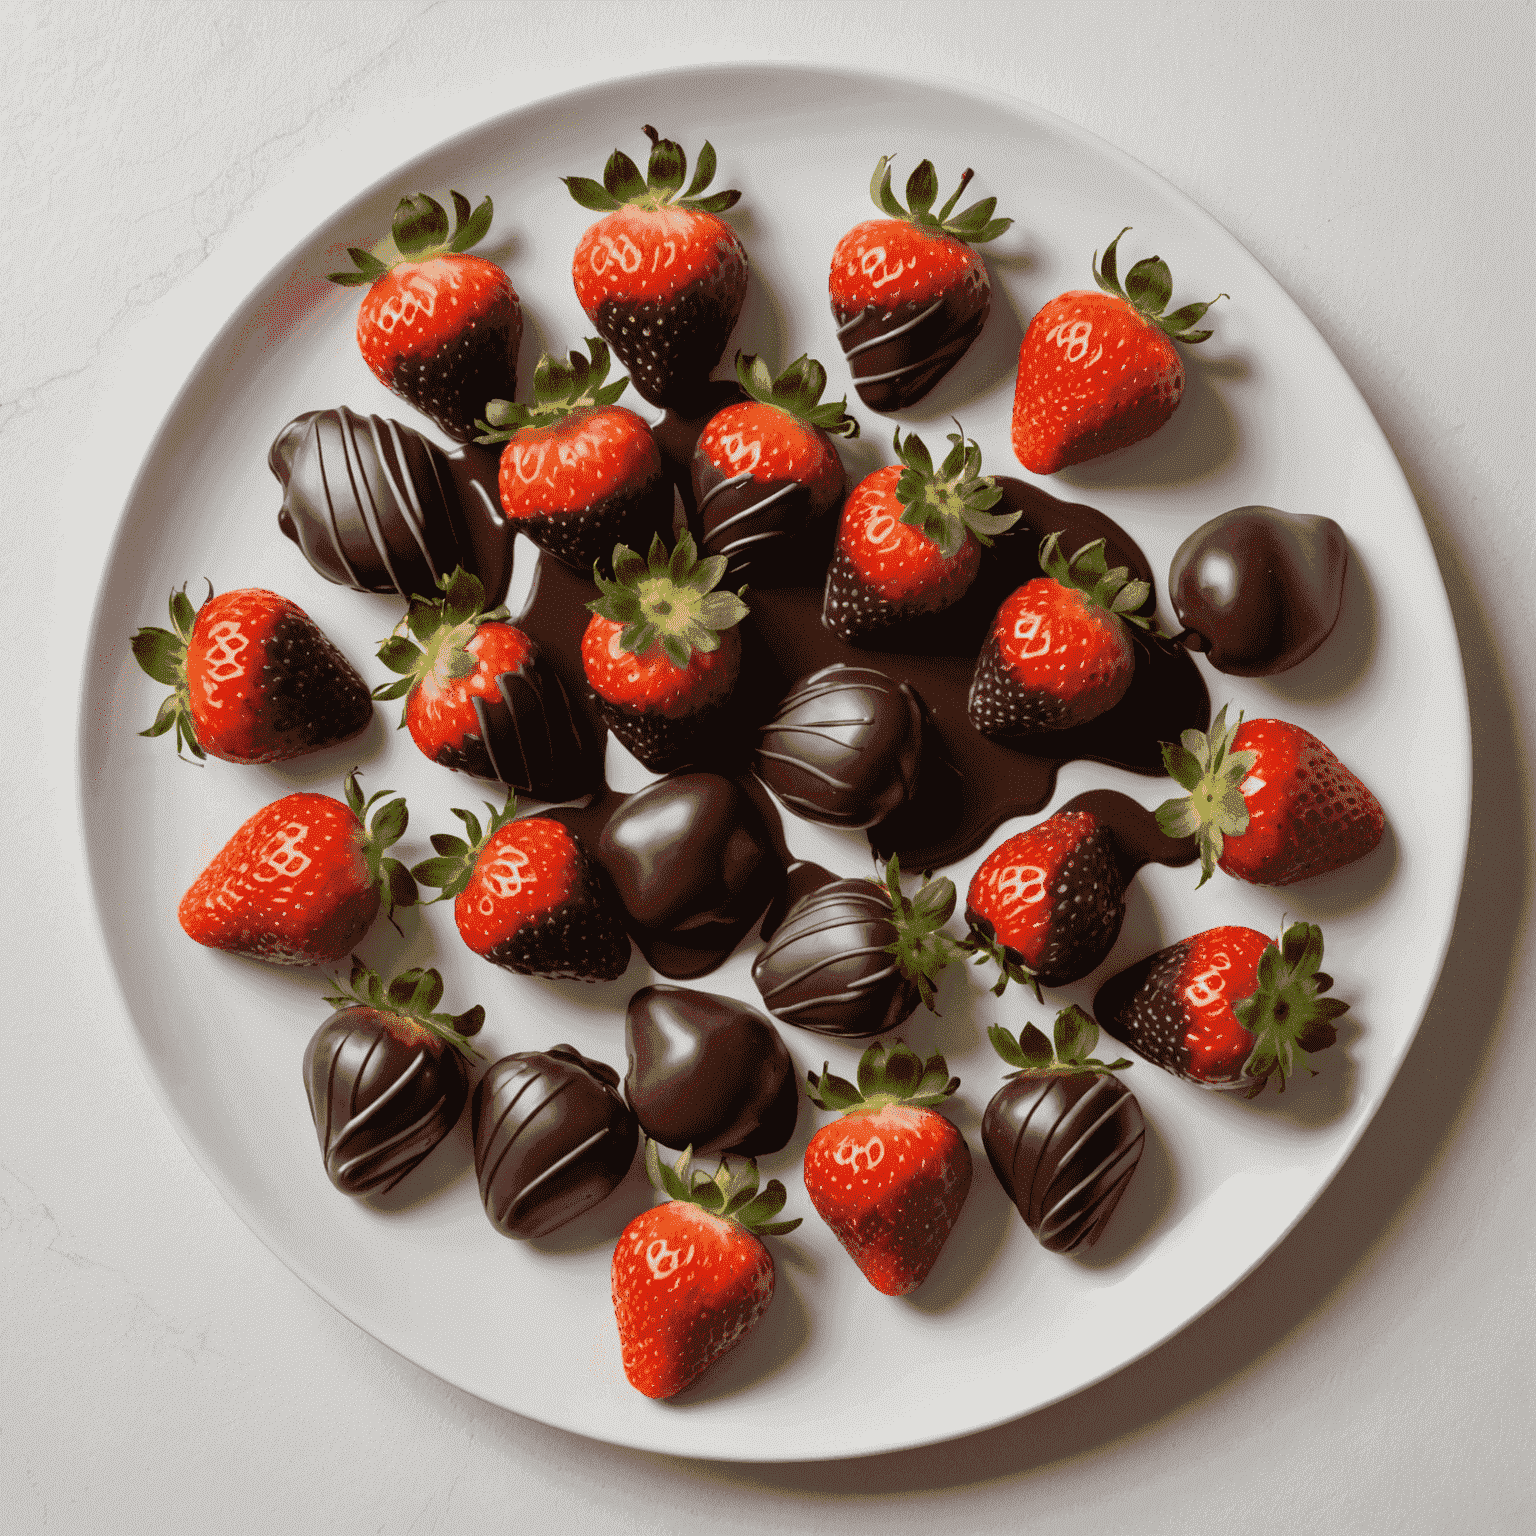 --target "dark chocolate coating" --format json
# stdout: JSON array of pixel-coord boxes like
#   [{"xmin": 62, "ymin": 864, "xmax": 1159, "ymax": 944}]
[
  {"xmin": 302, "ymin": 1007, "xmax": 468, "ymax": 1198},
  {"xmin": 982, "ymin": 1070, "xmax": 1145, "ymax": 1253},
  {"xmin": 752, "ymin": 875, "xmax": 919, "ymax": 1039},
  {"xmin": 471, "ymin": 1045, "xmax": 638, "ymax": 1239},
  {"xmin": 596, "ymin": 773, "xmax": 785, "ymax": 979},
  {"xmin": 1170, "ymin": 506, "xmax": 1348, "ymax": 676},
  {"xmin": 755, "ymin": 664, "xmax": 925, "ymax": 829},
  {"xmin": 624, "ymin": 985, "xmax": 798, "ymax": 1156},
  {"xmin": 691, "ymin": 459, "xmax": 841, "ymax": 587},
  {"xmin": 270, "ymin": 406, "xmax": 515, "ymax": 603}
]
